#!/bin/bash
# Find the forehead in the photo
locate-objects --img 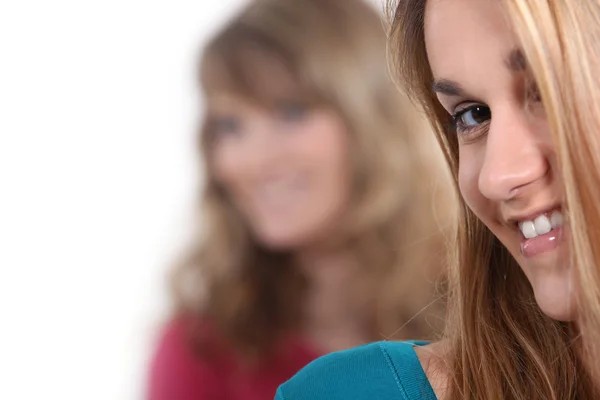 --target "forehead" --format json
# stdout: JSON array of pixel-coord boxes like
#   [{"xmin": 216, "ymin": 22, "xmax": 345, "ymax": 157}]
[
  {"xmin": 203, "ymin": 49, "xmax": 300, "ymax": 99},
  {"xmin": 424, "ymin": 0, "xmax": 519, "ymax": 83},
  {"xmin": 201, "ymin": 48, "xmax": 326, "ymax": 116}
]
